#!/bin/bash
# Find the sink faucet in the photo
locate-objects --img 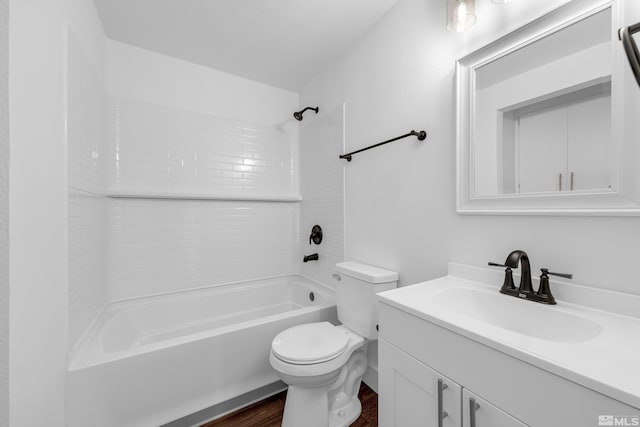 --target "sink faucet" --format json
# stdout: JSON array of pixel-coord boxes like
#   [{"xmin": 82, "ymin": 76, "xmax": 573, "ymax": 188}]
[
  {"xmin": 489, "ymin": 250, "xmax": 573, "ymax": 305},
  {"xmin": 504, "ymin": 250, "xmax": 533, "ymax": 293}
]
